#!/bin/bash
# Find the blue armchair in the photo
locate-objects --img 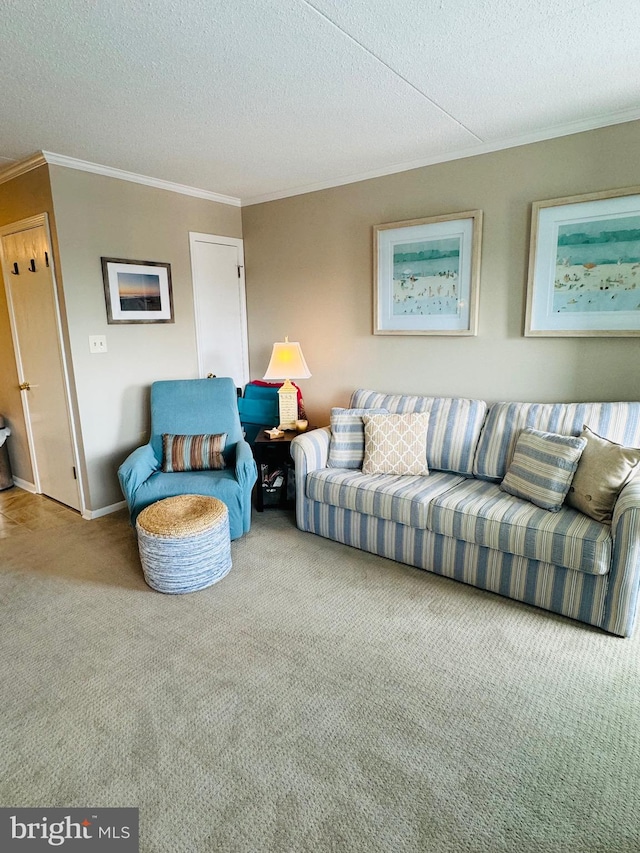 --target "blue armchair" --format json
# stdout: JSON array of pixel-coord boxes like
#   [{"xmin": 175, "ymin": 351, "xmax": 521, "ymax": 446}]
[{"xmin": 118, "ymin": 378, "xmax": 257, "ymax": 539}]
